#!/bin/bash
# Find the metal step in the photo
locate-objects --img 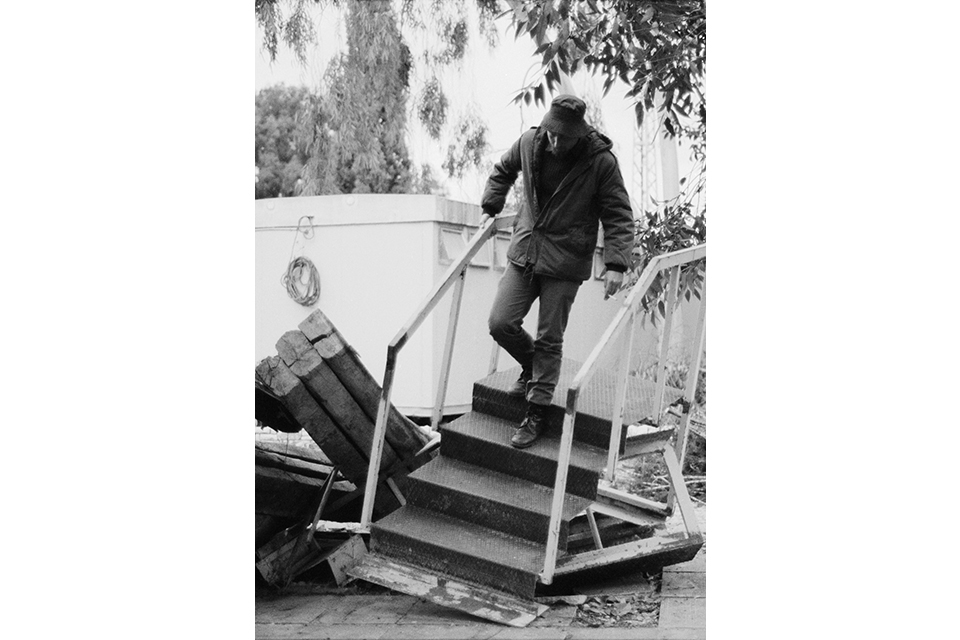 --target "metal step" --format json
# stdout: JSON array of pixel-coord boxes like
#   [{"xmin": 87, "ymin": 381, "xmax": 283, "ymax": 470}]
[
  {"xmin": 473, "ymin": 359, "xmax": 684, "ymax": 449},
  {"xmin": 553, "ymin": 530, "xmax": 704, "ymax": 584},
  {"xmin": 405, "ymin": 455, "xmax": 593, "ymax": 548},
  {"xmin": 371, "ymin": 505, "xmax": 544, "ymax": 599},
  {"xmin": 348, "ymin": 552, "xmax": 549, "ymax": 627},
  {"xmin": 439, "ymin": 410, "xmax": 605, "ymax": 500}
]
